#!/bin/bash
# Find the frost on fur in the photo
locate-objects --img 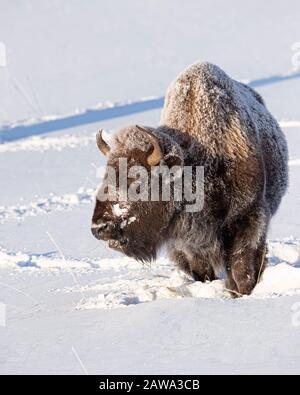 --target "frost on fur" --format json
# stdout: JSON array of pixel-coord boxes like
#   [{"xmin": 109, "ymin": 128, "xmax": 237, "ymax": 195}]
[{"xmin": 92, "ymin": 62, "xmax": 288, "ymax": 297}]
